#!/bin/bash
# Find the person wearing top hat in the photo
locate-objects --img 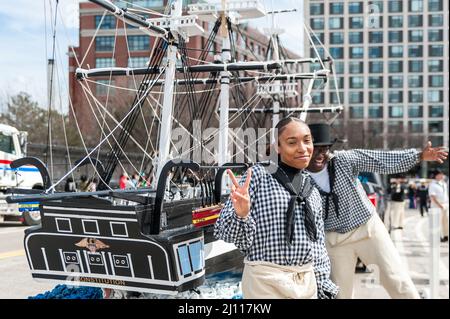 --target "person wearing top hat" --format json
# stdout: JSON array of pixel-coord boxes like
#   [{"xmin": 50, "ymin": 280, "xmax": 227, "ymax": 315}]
[{"xmin": 306, "ymin": 123, "xmax": 448, "ymax": 299}]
